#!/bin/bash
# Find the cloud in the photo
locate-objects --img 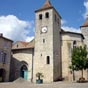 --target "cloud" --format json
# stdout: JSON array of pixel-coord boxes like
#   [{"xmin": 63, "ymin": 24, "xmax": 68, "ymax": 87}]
[
  {"xmin": 62, "ymin": 26, "xmax": 81, "ymax": 33},
  {"xmin": 61, "ymin": 19, "xmax": 67, "ymax": 26},
  {"xmin": 83, "ymin": 0, "xmax": 88, "ymax": 19},
  {"xmin": 26, "ymin": 36, "xmax": 34, "ymax": 42},
  {"xmin": 0, "ymin": 15, "xmax": 81, "ymax": 43},
  {"xmin": 61, "ymin": 19, "xmax": 81, "ymax": 33},
  {"xmin": 0, "ymin": 15, "xmax": 34, "ymax": 42}
]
